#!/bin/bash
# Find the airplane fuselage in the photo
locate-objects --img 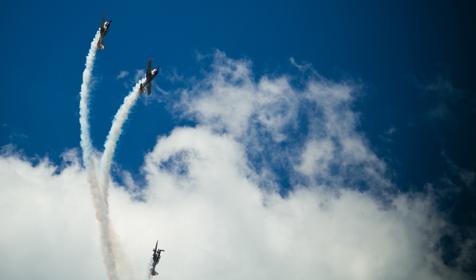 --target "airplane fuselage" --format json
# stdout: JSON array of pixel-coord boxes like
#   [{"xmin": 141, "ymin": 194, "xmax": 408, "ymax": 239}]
[
  {"xmin": 150, "ymin": 241, "xmax": 164, "ymax": 276},
  {"xmin": 140, "ymin": 69, "xmax": 159, "ymax": 94},
  {"xmin": 144, "ymin": 70, "xmax": 158, "ymax": 85},
  {"xmin": 101, "ymin": 22, "xmax": 111, "ymax": 33},
  {"xmin": 97, "ymin": 20, "xmax": 111, "ymax": 50}
]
